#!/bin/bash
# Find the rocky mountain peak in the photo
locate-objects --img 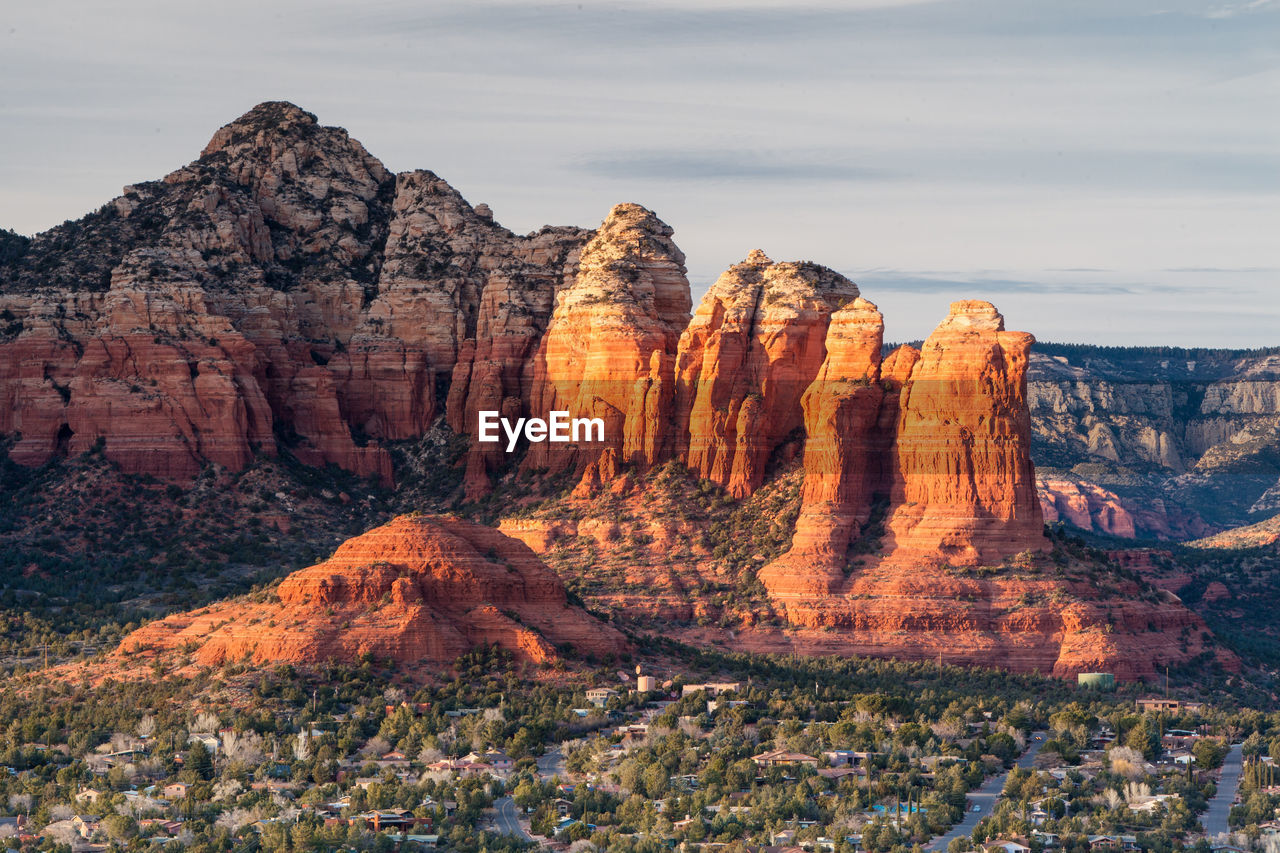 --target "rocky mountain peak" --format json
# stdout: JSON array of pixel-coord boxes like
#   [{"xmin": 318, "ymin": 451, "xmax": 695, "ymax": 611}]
[
  {"xmin": 939, "ymin": 299, "xmax": 1006, "ymax": 332},
  {"xmin": 200, "ymin": 101, "xmax": 318, "ymax": 154},
  {"xmin": 195, "ymin": 100, "xmax": 391, "ymax": 195}
]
